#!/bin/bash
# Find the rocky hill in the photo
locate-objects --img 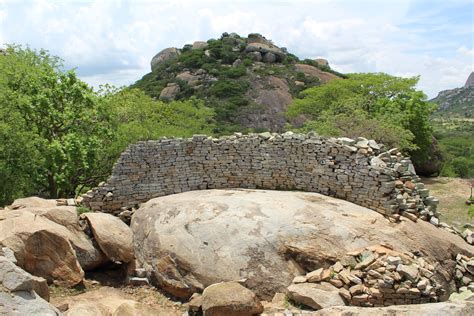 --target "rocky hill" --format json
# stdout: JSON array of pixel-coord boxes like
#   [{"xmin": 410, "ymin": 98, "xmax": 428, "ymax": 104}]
[
  {"xmin": 132, "ymin": 33, "xmax": 344, "ymax": 133},
  {"xmin": 431, "ymin": 72, "xmax": 474, "ymax": 118}
]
